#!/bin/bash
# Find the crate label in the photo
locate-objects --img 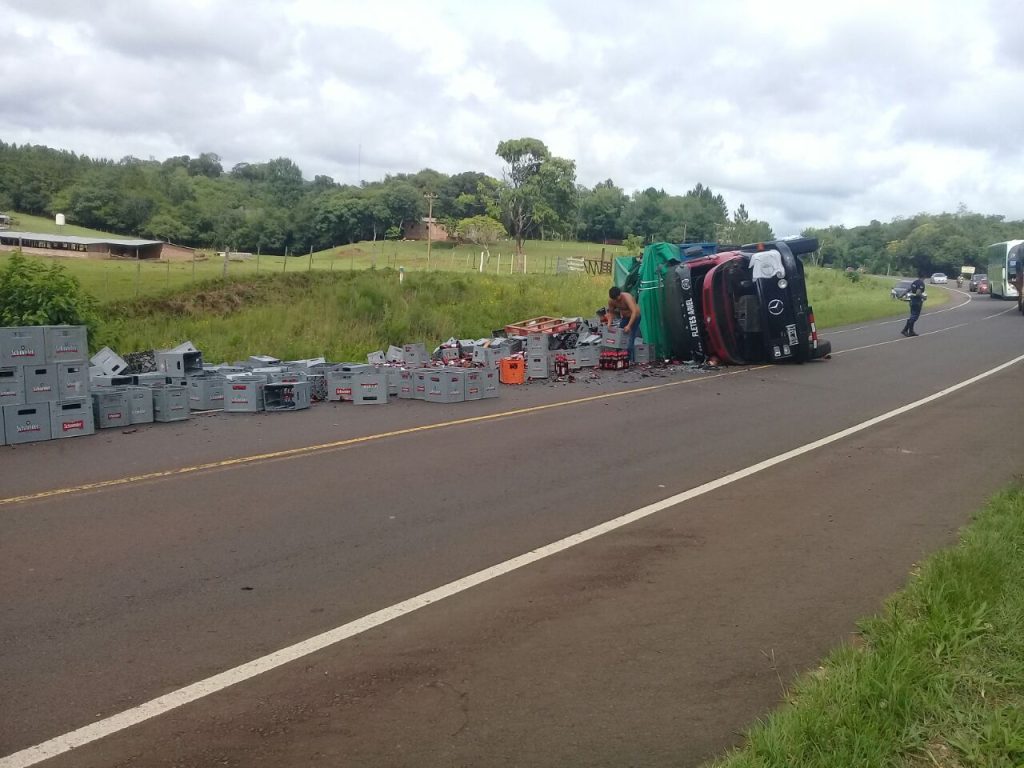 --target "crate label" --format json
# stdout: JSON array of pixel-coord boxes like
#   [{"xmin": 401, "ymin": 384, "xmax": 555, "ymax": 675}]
[
  {"xmin": 16, "ymin": 422, "xmax": 42, "ymax": 433},
  {"xmin": 10, "ymin": 346, "xmax": 37, "ymax": 359},
  {"xmin": 55, "ymin": 343, "xmax": 81, "ymax": 355},
  {"xmin": 62, "ymin": 420, "xmax": 85, "ymax": 432},
  {"xmin": 107, "ymin": 412, "xmax": 123, "ymax": 420},
  {"xmin": 31, "ymin": 384, "xmax": 53, "ymax": 393}
]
